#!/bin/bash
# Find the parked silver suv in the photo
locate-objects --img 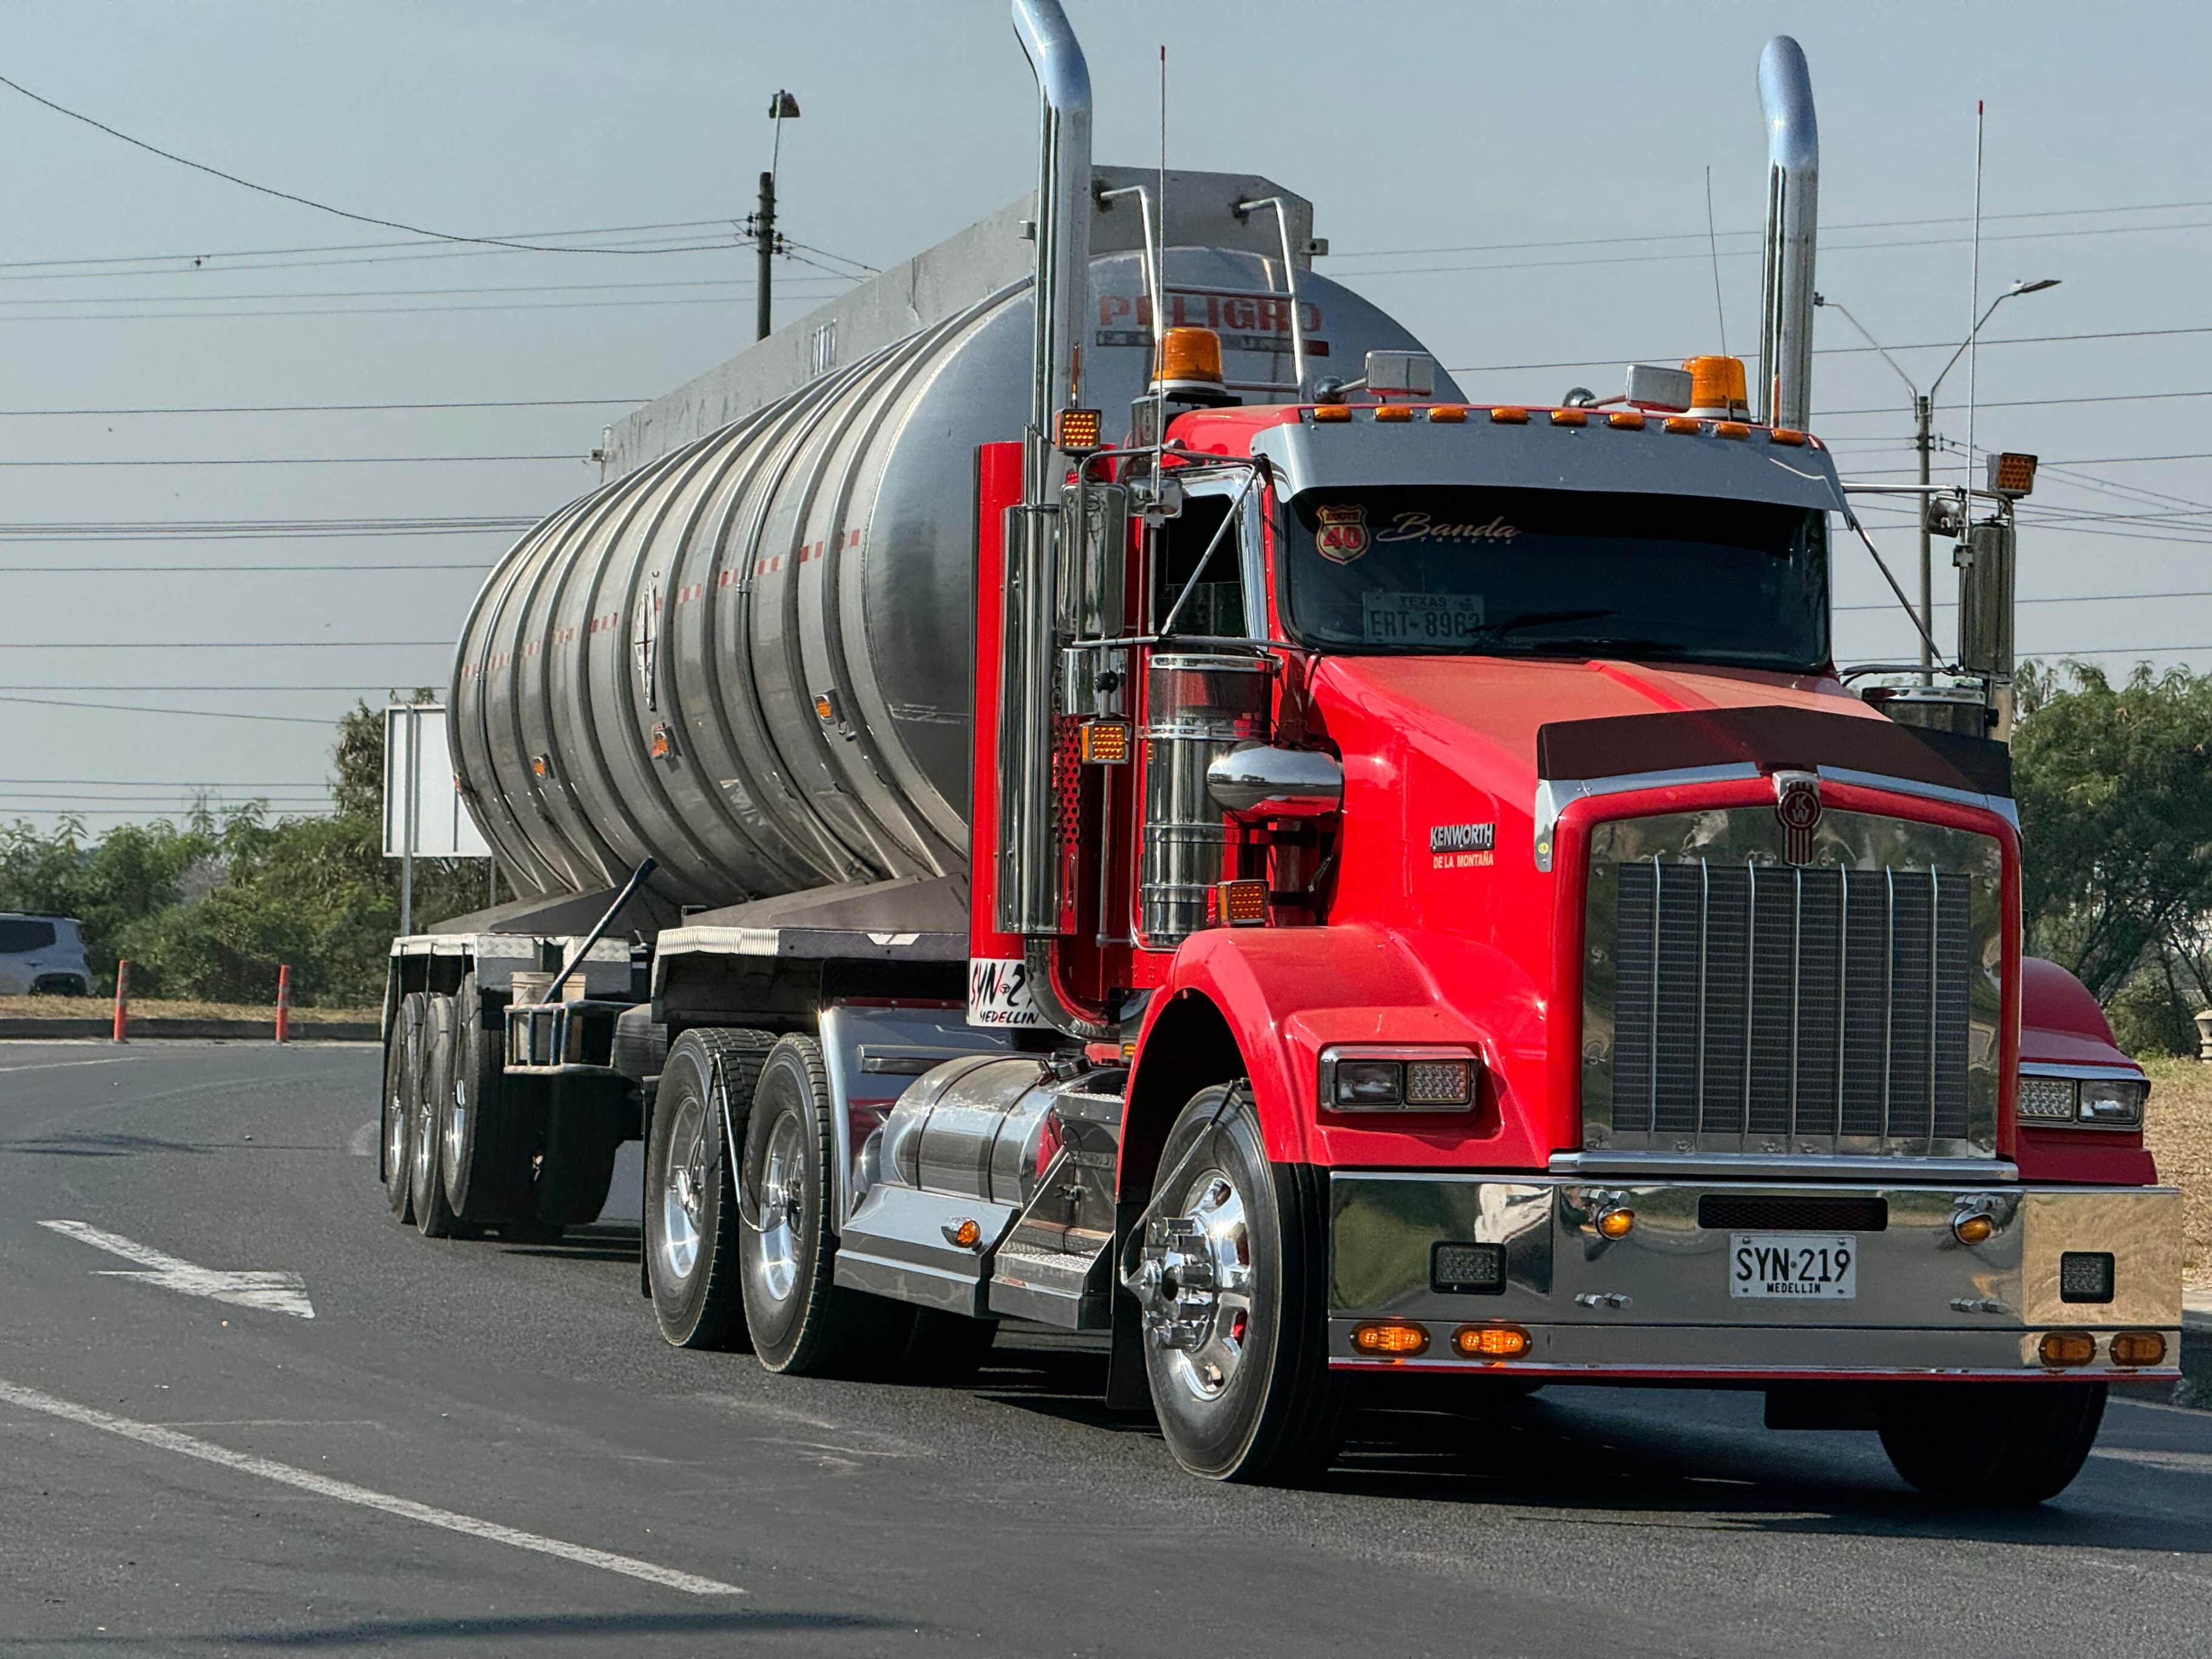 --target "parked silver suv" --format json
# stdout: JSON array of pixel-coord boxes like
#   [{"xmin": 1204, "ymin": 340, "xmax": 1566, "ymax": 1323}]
[{"xmin": 0, "ymin": 914, "xmax": 92, "ymax": 996}]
